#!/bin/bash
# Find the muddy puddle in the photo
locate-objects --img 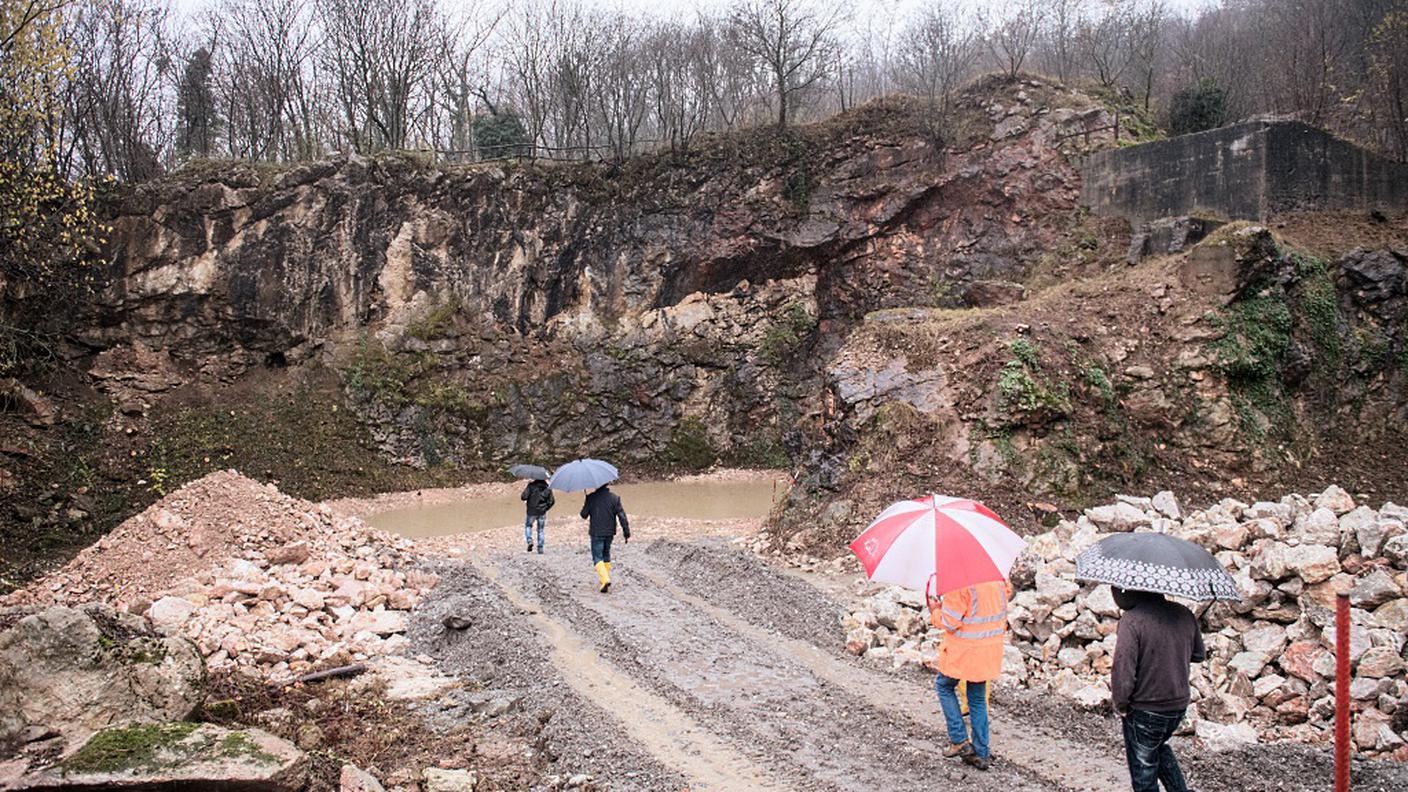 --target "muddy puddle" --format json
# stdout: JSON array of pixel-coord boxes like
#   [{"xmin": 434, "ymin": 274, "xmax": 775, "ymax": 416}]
[{"xmin": 365, "ymin": 475, "xmax": 790, "ymax": 537}]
